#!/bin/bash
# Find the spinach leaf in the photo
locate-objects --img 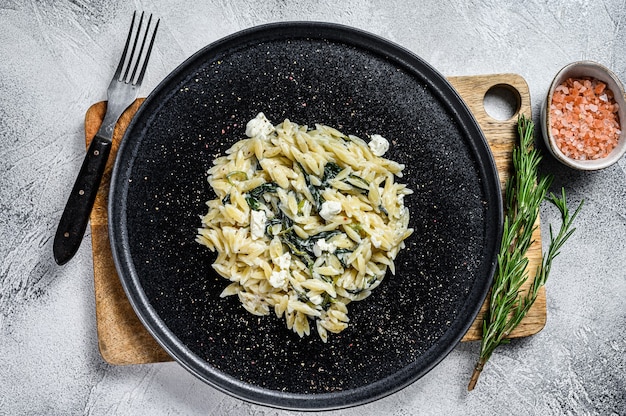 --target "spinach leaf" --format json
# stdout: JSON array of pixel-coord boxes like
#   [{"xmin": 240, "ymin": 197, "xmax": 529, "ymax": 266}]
[
  {"xmin": 248, "ymin": 182, "xmax": 278, "ymax": 199},
  {"xmin": 296, "ymin": 162, "xmax": 324, "ymax": 212},
  {"xmin": 245, "ymin": 196, "xmax": 261, "ymax": 211},
  {"xmin": 322, "ymin": 162, "xmax": 342, "ymax": 184},
  {"xmin": 245, "ymin": 182, "xmax": 278, "ymax": 211}
]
